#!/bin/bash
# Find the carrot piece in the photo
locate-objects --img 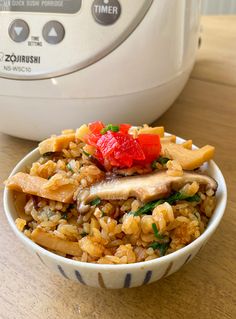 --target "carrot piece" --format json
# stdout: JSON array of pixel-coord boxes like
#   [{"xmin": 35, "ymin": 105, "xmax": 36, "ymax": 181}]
[{"xmin": 6, "ymin": 172, "xmax": 76, "ymax": 203}]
